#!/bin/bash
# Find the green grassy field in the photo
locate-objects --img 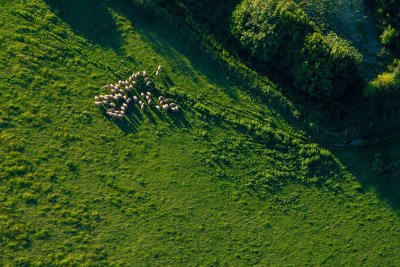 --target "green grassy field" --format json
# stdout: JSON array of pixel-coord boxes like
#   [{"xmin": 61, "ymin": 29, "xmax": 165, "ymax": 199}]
[{"xmin": 1, "ymin": 0, "xmax": 399, "ymax": 265}]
